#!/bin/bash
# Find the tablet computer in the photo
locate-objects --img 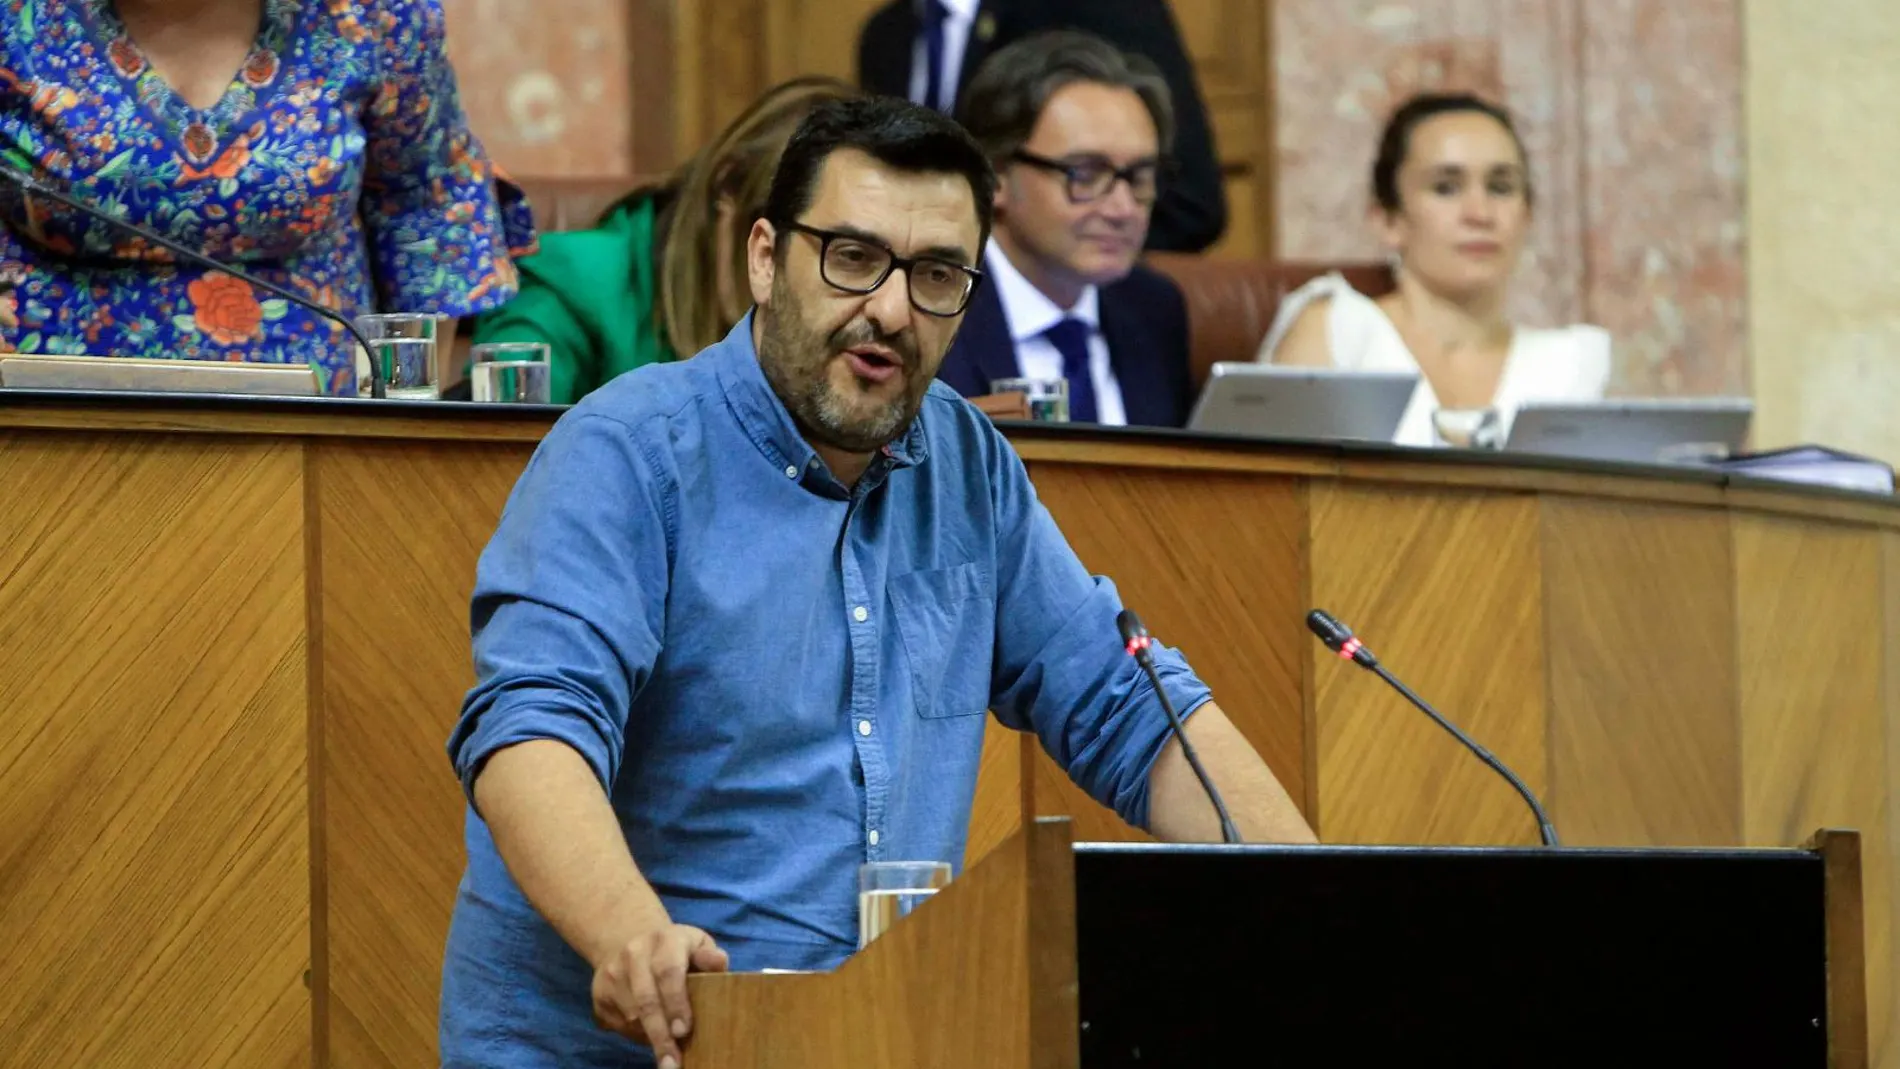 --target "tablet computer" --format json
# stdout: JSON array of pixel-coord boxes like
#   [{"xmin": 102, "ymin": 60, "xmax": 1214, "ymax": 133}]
[
  {"xmin": 1504, "ymin": 397, "xmax": 1755, "ymax": 464},
  {"xmin": 1186, "ymin": 363, "xmax": 1419, "ymax": 443}
]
